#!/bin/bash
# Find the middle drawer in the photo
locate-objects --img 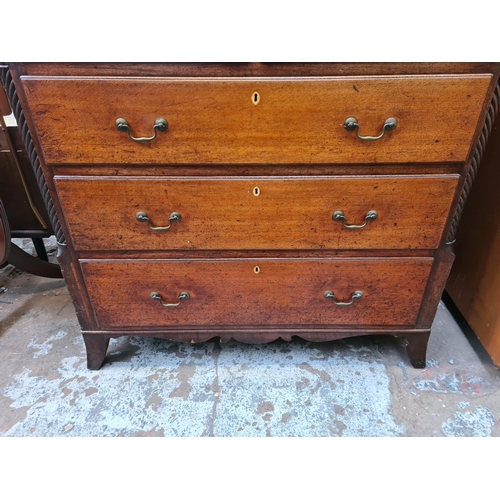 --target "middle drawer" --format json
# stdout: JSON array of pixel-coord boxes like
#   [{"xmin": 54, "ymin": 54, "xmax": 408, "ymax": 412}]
[{"xmin": 55, "ymin": 175, "xmax": 459, "ymax": 251}]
